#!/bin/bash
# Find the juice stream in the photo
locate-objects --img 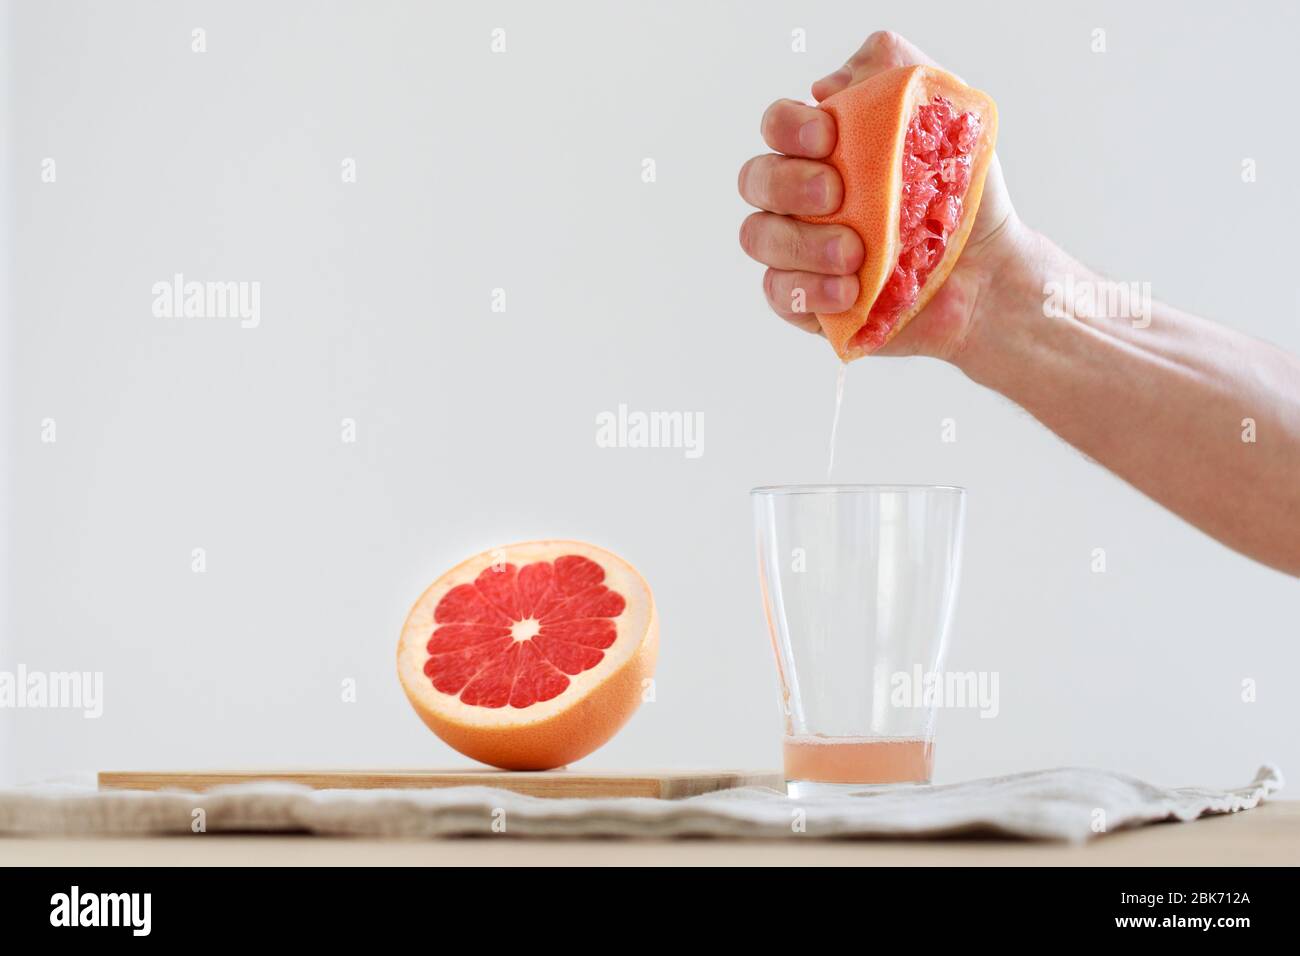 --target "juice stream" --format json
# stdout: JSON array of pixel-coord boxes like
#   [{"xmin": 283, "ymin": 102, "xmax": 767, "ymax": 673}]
[{"xmin": 827, "ymin": 361, "xmax": 847, "ymax": 479}]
